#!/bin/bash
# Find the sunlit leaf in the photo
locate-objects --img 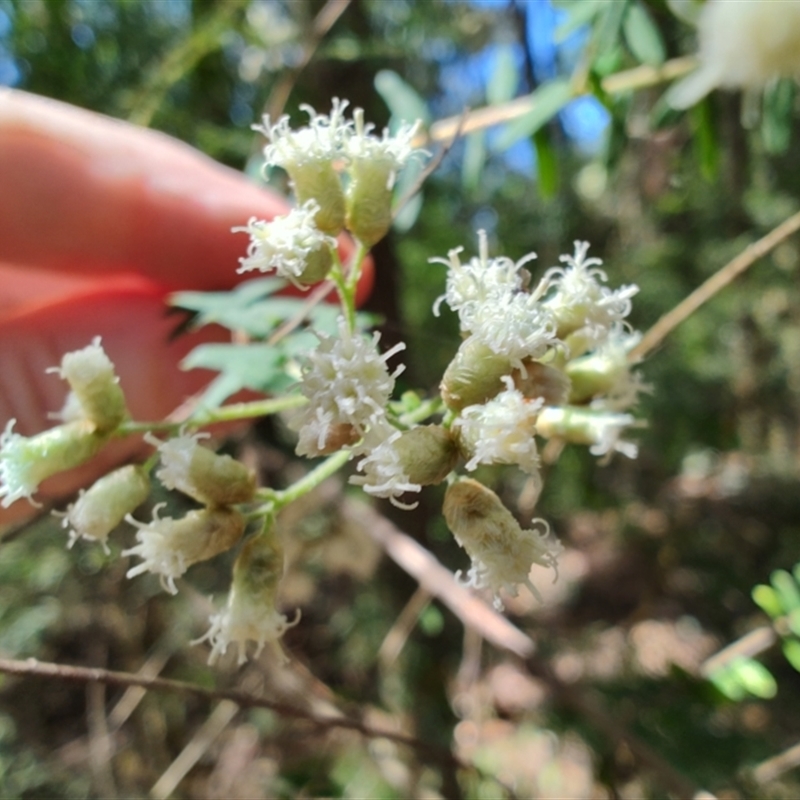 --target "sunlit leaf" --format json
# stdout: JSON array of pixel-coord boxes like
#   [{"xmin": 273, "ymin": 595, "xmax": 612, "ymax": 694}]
[
  {"xmin": 494, "ymin": 78, "xmax": 573, "ymax": 151},
  {"xmin": 772, "ymin": 569, "xmax": 800, "ymax": 613},
  {"xmin": 783, "ymin": 639, "xmax": 800, "ymax": 673},
  {"xmin": 709, "ymin": 656, "xmax": 777, "ymax": 700},
  {"xmin": 623, "ymin": 2, "xmax": 666, "ymax": 66},
  {"xmin": 752, "ymin": 584, "xmax": 783, "ymax": 619}
]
